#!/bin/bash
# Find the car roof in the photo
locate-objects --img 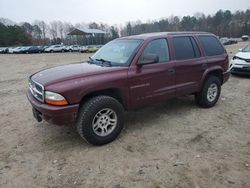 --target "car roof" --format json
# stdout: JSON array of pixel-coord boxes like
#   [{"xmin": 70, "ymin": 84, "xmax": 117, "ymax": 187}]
[{"xmin": 120, "ymin": 31, "xmax": 213, "ymax": 40}]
